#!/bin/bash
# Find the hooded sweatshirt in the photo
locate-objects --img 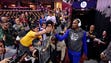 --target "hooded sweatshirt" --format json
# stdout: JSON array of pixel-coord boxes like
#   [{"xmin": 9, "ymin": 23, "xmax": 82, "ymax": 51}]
[{"xmin": 55, "ymin": 28, "xmax": 87, "ymax": 55}]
